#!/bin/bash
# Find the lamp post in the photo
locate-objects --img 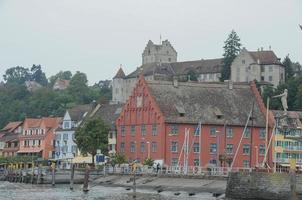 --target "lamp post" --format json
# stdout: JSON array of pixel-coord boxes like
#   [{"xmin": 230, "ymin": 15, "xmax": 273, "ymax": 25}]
[{"xmin": 216, "ymin": 130, "xmax": 221, "ymax": 167}]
